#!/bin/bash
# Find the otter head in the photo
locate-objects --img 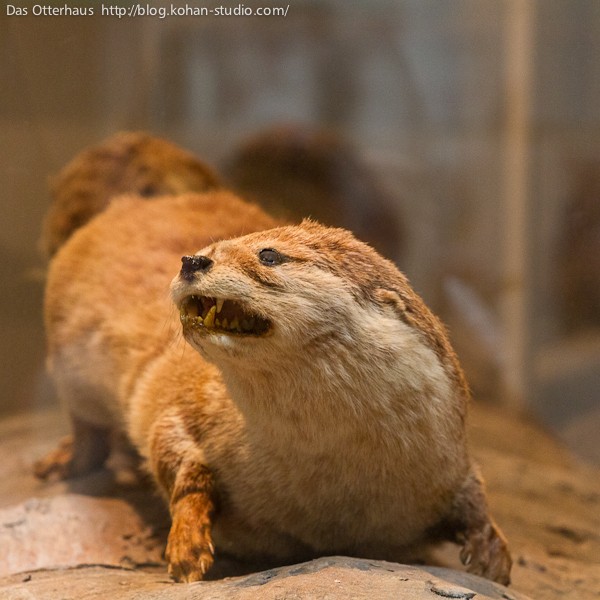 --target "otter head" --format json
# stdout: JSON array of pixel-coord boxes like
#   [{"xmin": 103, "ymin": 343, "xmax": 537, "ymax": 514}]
[{"xmin": 170, "ymin": 219, "xmax": 431, "ymax": 374}]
